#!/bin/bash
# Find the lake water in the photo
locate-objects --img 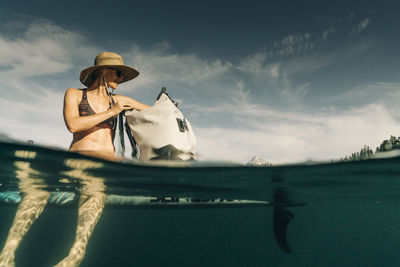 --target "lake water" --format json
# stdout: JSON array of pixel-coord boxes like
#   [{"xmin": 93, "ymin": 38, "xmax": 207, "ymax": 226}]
[{"xmin": 1, "ymin": 140, "xmax": 400, "ymax": 266}]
